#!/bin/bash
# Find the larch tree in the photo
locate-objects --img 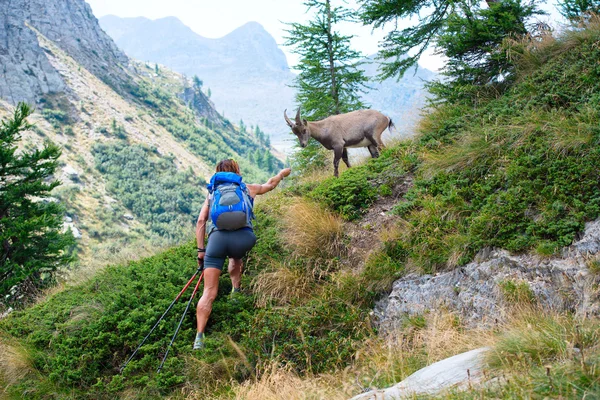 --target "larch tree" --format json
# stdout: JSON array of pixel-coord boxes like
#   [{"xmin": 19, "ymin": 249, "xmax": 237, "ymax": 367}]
[
  {"xmin": 558, "ymin": 0, "xmax": 600, "ymax": 21},
  {"xmin": 284, "ymin": 0, "xmax": 370, "ymax": 171}
]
